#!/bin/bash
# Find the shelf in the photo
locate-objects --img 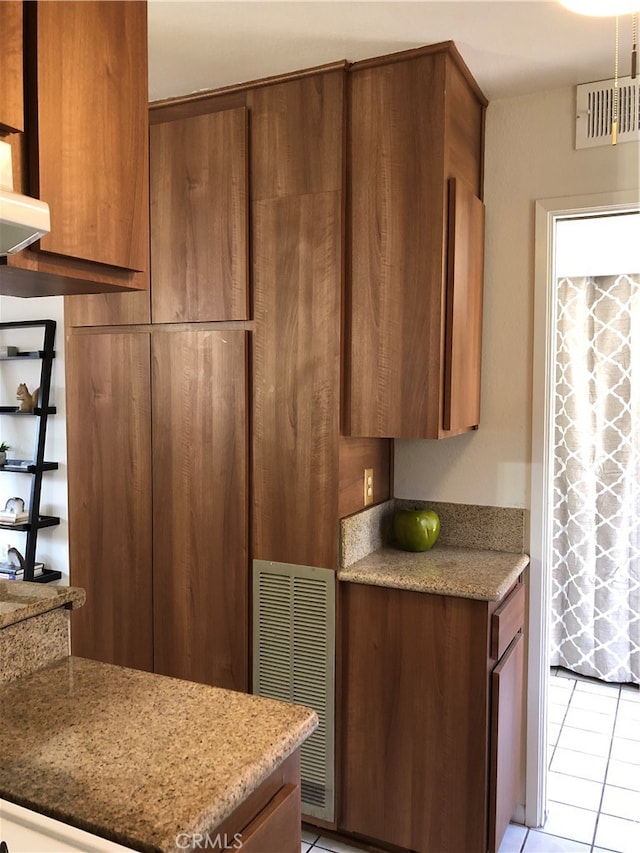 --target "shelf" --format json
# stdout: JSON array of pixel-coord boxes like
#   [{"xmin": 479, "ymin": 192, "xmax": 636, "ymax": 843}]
[
  {"xmin": 0, "ymin": 319, "xmax": 59, "ymax": 583},
  {"xmin": 0, "ymin": 515, "xmax": 60, "ymax": 532},
  {"xmin": 29, "ymin": 569, "xmax": 63, "ymax": 584},
  {"xmin": 0, "ymin": 406, "xmax": 57, "ymax": 415},
  {"xmin": 0, "ymin": 569, "xmax": 63, "ymax": 584},
  {"xmin": 0, "ymin": 350, "xmax": 55, "ymax": 361},
  {"xmin": 0, "ymin": 460, "xmax": 59, "ymax": 473}
]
